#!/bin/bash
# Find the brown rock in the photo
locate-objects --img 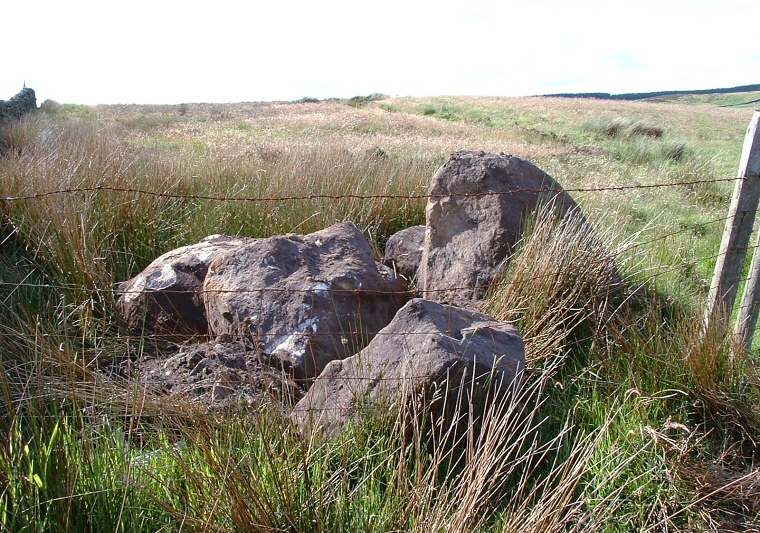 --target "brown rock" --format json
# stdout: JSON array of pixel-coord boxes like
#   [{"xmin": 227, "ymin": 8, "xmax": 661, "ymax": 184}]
[
  {"xmin": 292, "ymin": 298, "xmax": 525, "ymax": 436},
  {"xmin": 203, "ymin": 222, "xmax": 407, "ymax": 381},
  {"xmin": 420, "ymin": 151, "xmax": 582, "ymax": 307}
]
